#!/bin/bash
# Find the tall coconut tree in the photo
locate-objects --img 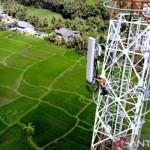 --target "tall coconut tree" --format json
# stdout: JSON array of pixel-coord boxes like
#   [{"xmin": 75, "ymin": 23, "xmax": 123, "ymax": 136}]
[{"xmin": 23, "ymin": 122, "xmax": 35, "ymax": 136}]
